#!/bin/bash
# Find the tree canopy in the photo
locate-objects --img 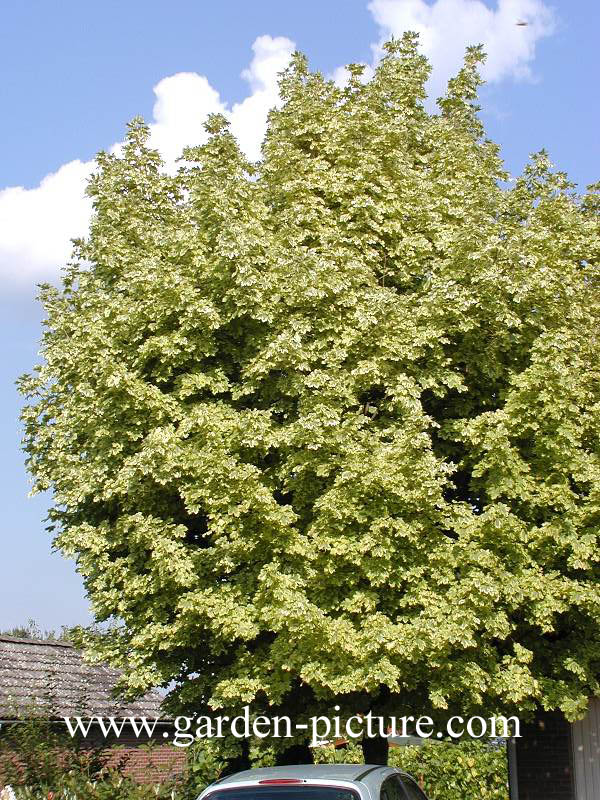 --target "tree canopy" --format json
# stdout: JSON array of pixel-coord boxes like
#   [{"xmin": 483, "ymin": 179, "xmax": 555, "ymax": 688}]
[{"xmin": 20, "ymin": 34, "xmax": 600, "ymax": 746}]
